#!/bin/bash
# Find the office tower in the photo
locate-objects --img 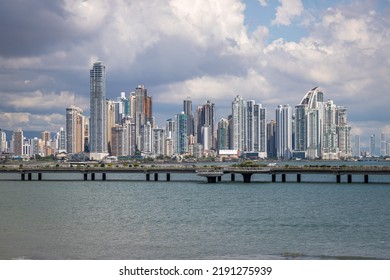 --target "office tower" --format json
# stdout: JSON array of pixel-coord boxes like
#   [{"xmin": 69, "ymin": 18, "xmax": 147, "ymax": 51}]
[
  {"xmin": 336, "ymin": 106, "xmax": 351, "ymax": 159},
  {"xmin": 183, "ymin": 97, "xmax": 194, "ymax": 137},
  {"xmin": 0, "ymin": 129, "xmax": 7, "ymax": 153},
  {"xmin": 322, "ymin": 100, "xmax": 339, "ymax": 159},
  {"xmin": 58, "ymin": 127, "xmax": 66, "ymax": 153},
  {"xmin": 41, "ymin": 131, "xmax": 51, "ymax": 146},
  {"xmin": 370, "ymin": 134, "xmax": 376, "ymax": 156},
  {"xmin": 152, "ymin": 128, "xmax": 165, "ymax": 157},
  {"xmin": 66, "ymin": 106, "xmax": 85, "ymax": 154},
  {"xmin": 134, "ymin": 85, "xmax": 153, "ymax": 151},
  {"xmin": 380, "ymin": 132, "xmax": 387, "ymax": 156},
  {"xmin": 143, "ymin": 121, "xmax": 153, "ymax": 155},
  {"xmin": 353, "ymin": 135, "xmax": 360, "ymax": 157},
  {"xmin": 111, "ymin": 125, "xmax": 128, "ymax": 157},
  {"xmin": 245, "ymin": 100, "xmax": 255, "ymax": 151},
  {"xmin": 267, "ymin": 120, "xmax": 277, "ymax": 158},
  {"xmin": 294, "ymin": 104, "xmax": 307, "ymax": 152},
  {"xmin": 106, "ymin": 100, "xmax": 116, "ymax": 155},
  {"xmin": 175, "ymin": 112, "xmax": 188, "ymax": 154},
  {"xmin": 254, "ymin": 103, "xmax": 267, "ymax": 157},
  {"xmin": 217, "ymin": 118, "xmax": 230, "ymax": 151},
  {"xmin": 89, "ymin": 61, "xmax": 108, "ymax": 159},
  {"xmin": 194, "ymin": 100, "xmax": 216, "ymax": 150},
  {"xmin": 232, "ymin": 95, "xmax": 245, "ymax": 151},
  {"xmin": 275, "ymin": 105, "xmax": 293, "ymax": 159},
  {"xmin": 12, "ymin": 129, "xmax": 24, "ymax": 156}
]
